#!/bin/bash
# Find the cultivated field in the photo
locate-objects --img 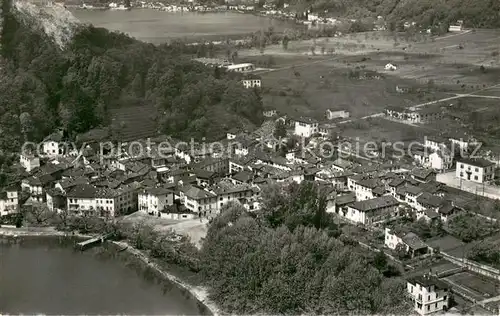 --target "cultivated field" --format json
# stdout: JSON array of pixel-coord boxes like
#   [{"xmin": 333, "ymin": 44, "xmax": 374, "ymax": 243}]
[
  {"xmin": 236, "ymin": 29, "xmax": 500, "ymax": 124},
  {"xmin": 339, "ymin": 117, "xmax": 430, "ymax": 144},
  {"xmin": 252, "ymin": 58, "xmax": 438, "ymax": 121}
]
